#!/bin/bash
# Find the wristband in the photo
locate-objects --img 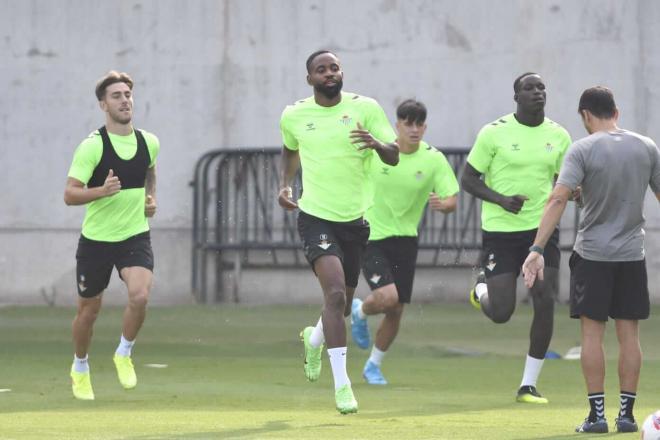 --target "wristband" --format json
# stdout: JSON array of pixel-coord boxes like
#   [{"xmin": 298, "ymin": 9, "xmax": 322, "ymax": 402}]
[{"xmin": 529, "ymin": 245, "xmax": 544, "ymax": 255}]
